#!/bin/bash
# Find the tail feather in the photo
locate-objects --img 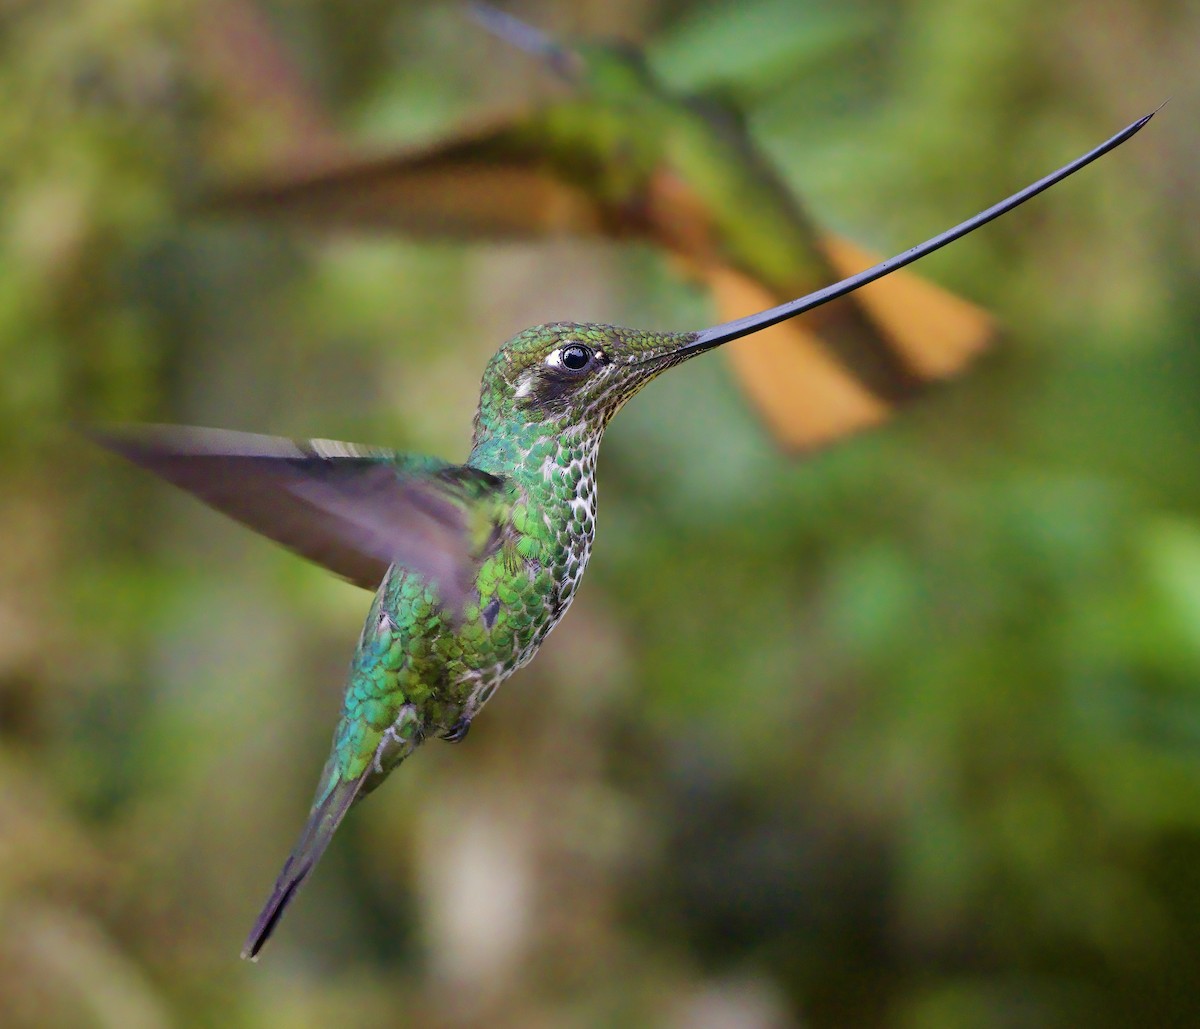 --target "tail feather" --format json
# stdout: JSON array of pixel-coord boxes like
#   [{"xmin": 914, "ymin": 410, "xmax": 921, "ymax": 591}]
[{"xmin": 241, "ymin": 771, "xmax": 365, "ymax": 961}]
